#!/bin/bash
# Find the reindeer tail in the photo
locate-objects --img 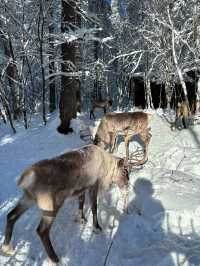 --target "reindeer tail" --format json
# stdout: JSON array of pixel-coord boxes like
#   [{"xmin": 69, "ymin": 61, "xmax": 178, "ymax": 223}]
[
  {"xmin": 147, "ymin": 113, "xmax": 154, "ymax": 122},
  {"xmin": 17, "ymin": 169, "xmax": 35, "ymax": 189}
]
